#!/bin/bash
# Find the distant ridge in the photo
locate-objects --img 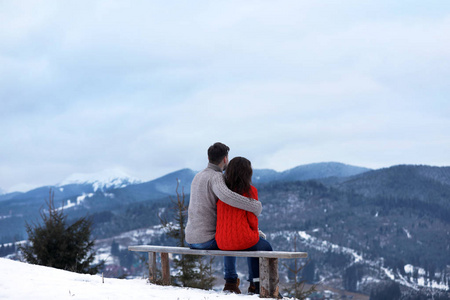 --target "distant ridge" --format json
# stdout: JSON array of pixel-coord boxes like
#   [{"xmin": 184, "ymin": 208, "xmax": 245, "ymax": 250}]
[
  {"xmin": 280, "ymin": 162, "xmax": 371, "ymax": 181},
  {"xmin": 1, "ymin": 162, "xmax": 370, "ymax": 197},
  {"xmin": 141, "ymin": 162, "xmax": 371, "ymax": 187},
  {"xmin": 149, "ymin": 168, "xmax": 197, "ymax": 194},
  {"xmin": 253, "ymin": 162, "xmax": 371, "ymax": 183},
  {"xmin": 118, "ymin": 168, "xmax": 197, "ymax": 199},
  {"xmin": 336, "ymin": 164, "xmax": 450, "ymax": 206}
]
